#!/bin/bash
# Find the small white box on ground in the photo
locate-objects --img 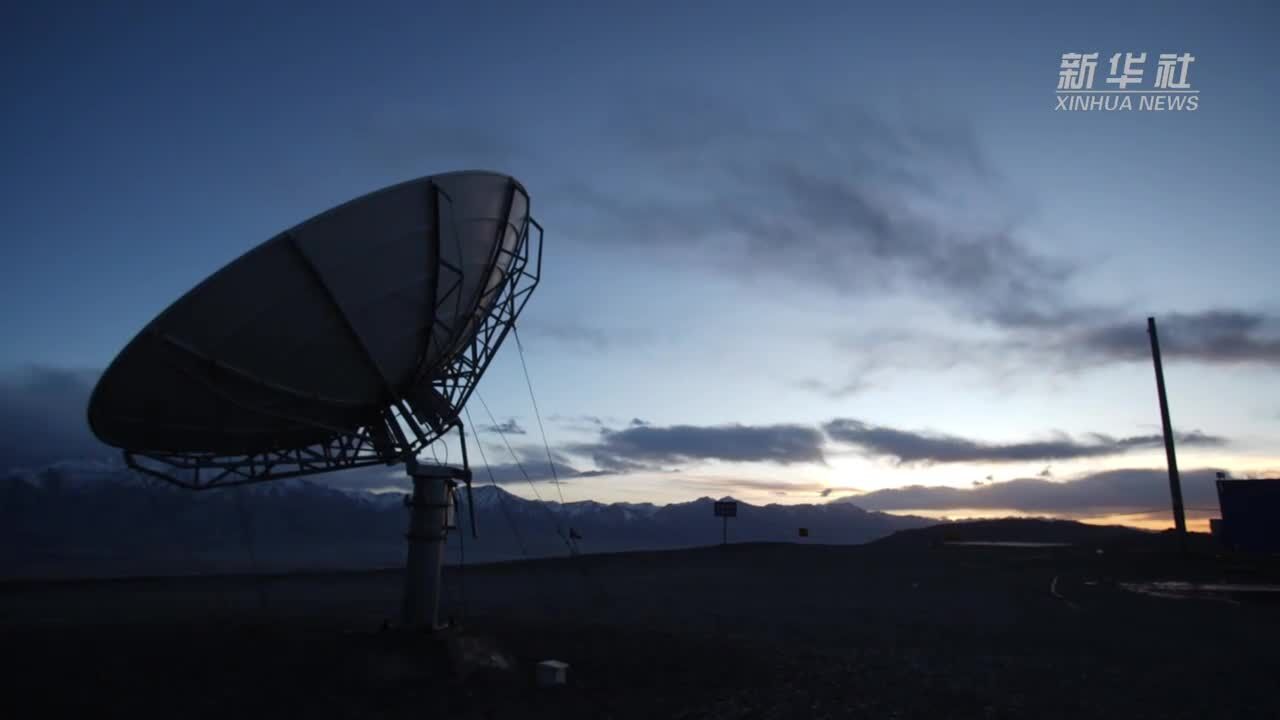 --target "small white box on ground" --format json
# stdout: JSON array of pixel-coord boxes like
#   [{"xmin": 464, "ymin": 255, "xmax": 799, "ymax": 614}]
[{"xmin": 536, "ymin": 659, "xmax": 569, "ymax": 687}]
